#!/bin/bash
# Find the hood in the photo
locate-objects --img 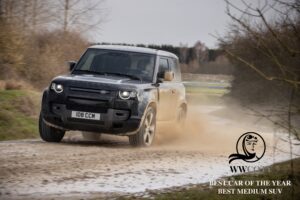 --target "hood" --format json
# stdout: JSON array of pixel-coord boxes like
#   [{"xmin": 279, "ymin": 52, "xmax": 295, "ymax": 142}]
[{"xmin": 51, "ymin": 74, "xmax": 148, "ymax": 91}]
